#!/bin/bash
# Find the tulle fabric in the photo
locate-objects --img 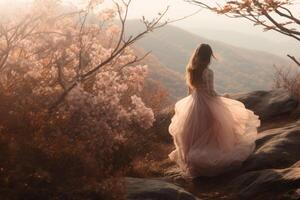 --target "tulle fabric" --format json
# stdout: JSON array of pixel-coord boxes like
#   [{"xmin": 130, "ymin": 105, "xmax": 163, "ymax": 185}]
[{"xmin": 169, "ymin": 90, "xmax": 260, "ymax": 177}]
